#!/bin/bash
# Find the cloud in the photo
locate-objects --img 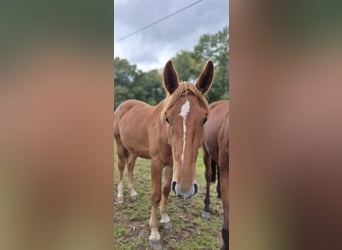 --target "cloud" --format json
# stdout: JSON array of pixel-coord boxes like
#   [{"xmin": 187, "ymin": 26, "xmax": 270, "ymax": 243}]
[{"xmin": 114, "ymin": 0, "xmax": 229, "ymax": 71}]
